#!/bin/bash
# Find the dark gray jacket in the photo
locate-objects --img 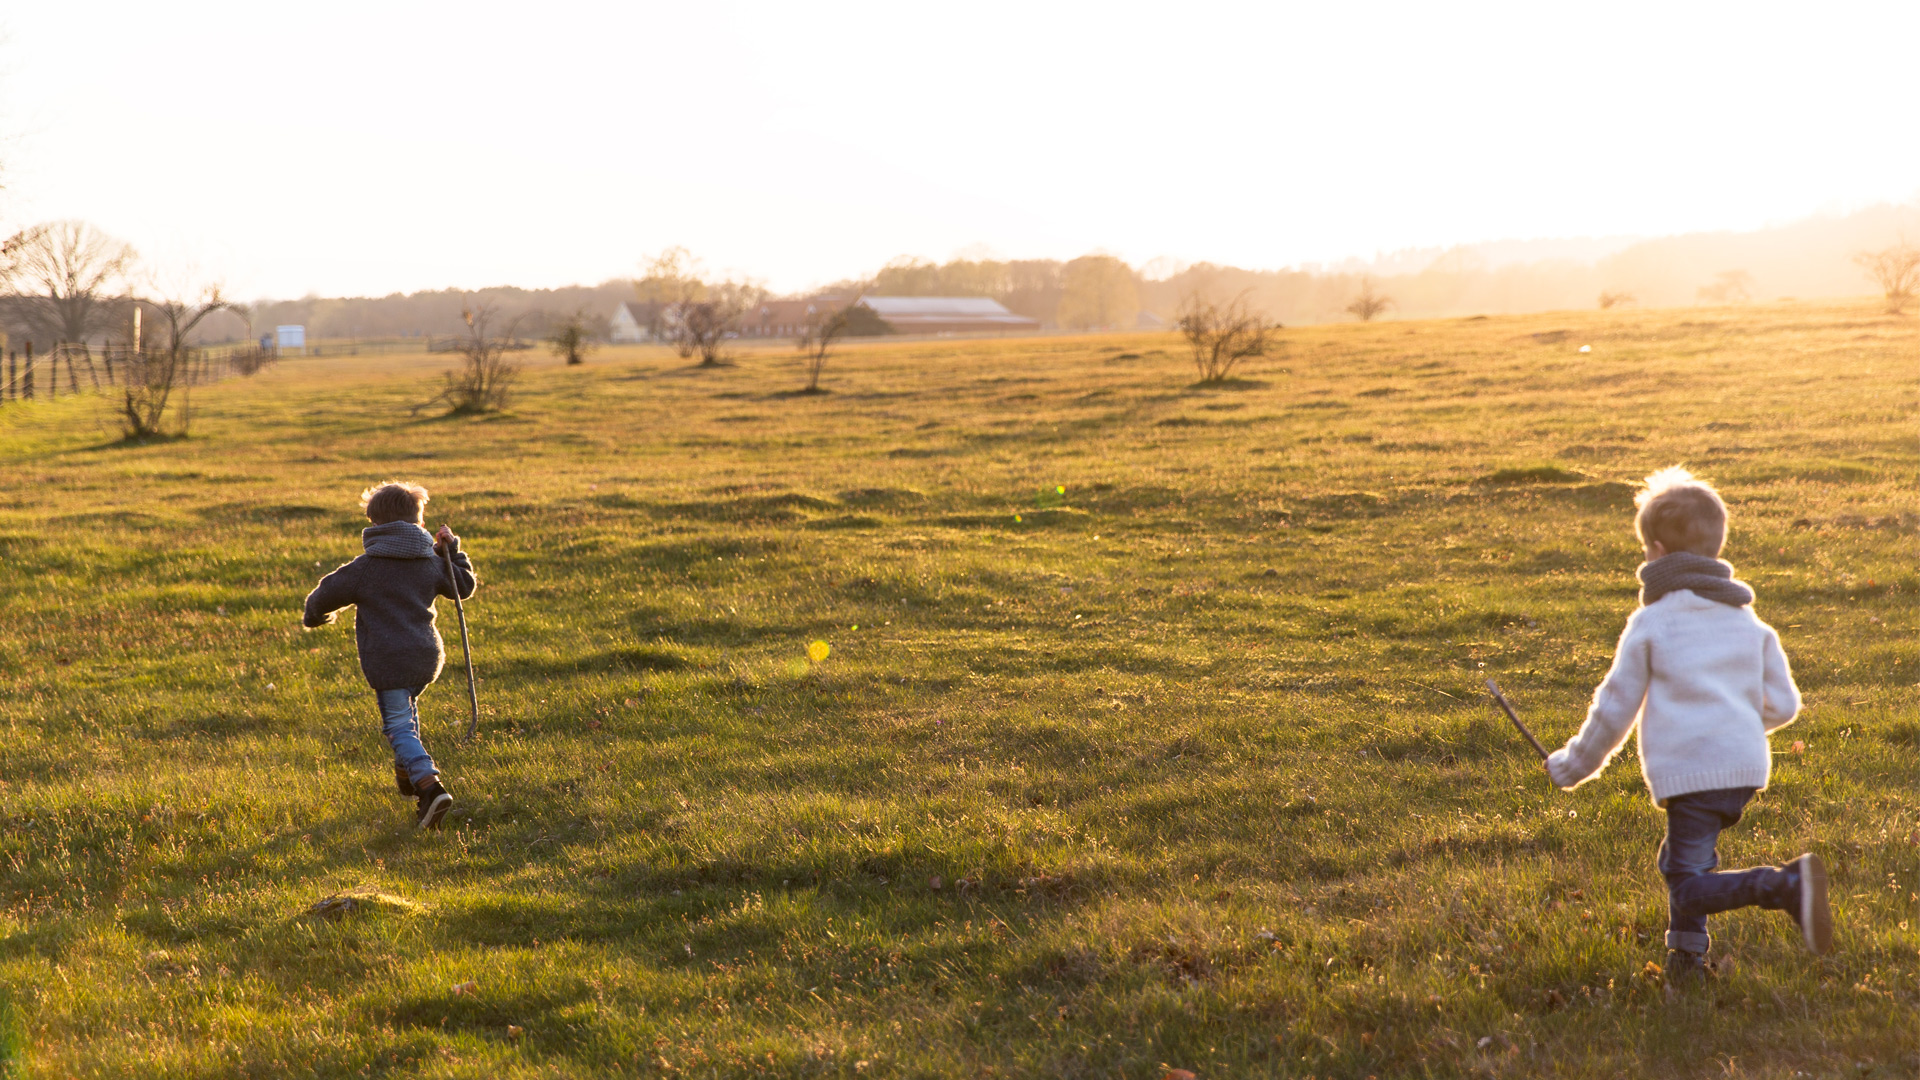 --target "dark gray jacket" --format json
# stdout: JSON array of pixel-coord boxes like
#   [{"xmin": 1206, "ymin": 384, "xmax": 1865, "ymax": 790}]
[{"xmin": 303, "ymin": 521, "xmax": 478, "ymax": 691}]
